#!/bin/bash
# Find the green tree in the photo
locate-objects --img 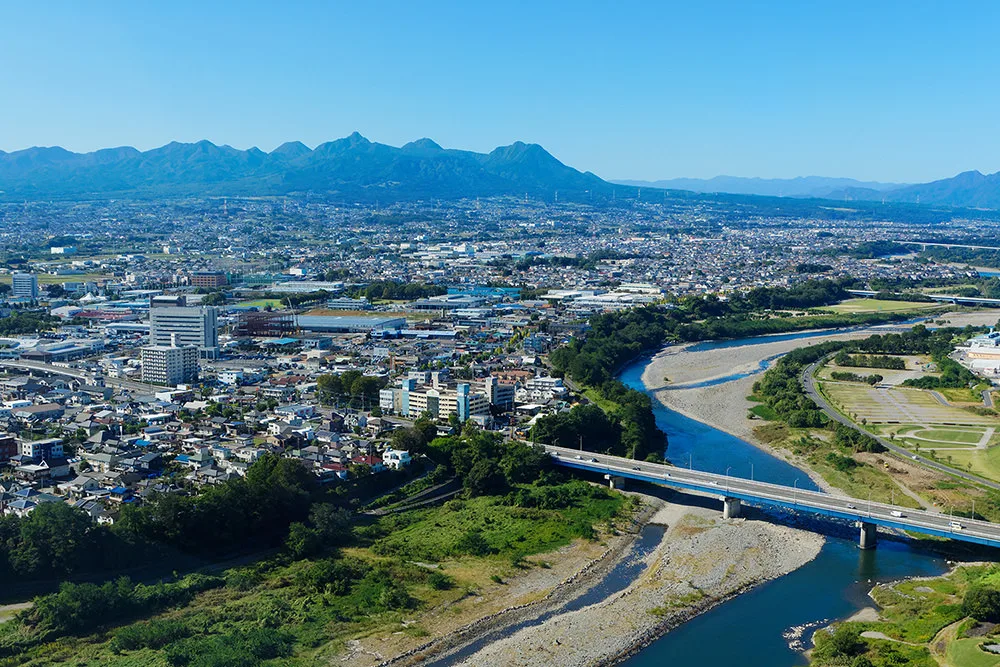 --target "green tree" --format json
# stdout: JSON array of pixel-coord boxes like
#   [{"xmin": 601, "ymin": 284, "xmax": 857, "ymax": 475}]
[
  {"xmin": 464, "ymin": 458, "xmax": 507, "ymax": 496},
  {"xmin": 285, "ymin": 522, "xmax": 320, "ymax": 559},
  {"xmin": 963, "ymin": 586, "xmax": 1000, "ymax": 622}
]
